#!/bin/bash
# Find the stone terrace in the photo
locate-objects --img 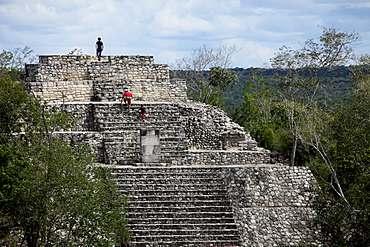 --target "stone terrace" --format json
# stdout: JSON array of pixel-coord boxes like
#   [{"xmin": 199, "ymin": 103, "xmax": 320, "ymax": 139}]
[
  {"xmin": 51, "ymin": 101, "xmax": 265, "ymax": 166},
  {"xmin": 22, "ymin": 55, "xmax": 319, "ymax": 246},
  {"xmin": 22, "ymin": 55, "xmax": 187, "ymax": 103}
]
